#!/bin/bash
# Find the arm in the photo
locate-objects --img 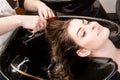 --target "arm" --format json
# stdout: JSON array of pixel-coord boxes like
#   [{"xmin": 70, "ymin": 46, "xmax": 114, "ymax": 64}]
[
  {"xmin": 0, "ymin": 15, "xmax": 21, "ymax": 34},
  {"xmin": 23, "ymin": 0, "xmax": 55, "ymax": 19},
  {"xmin": 0, "ymin": 0, "xmax": 53, "ymax": 35},
  {"xmin": 0, "ymin": 15, "xmax": 46, "ymax": 35}
]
